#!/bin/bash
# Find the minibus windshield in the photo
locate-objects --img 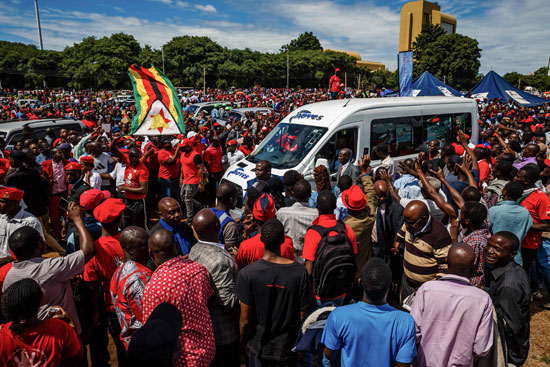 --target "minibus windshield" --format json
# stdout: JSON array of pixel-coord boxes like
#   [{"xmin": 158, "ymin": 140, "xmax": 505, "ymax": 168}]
[{"xmin": 247, "ymin": 123, "xmax": 327, "ymax": 169}]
